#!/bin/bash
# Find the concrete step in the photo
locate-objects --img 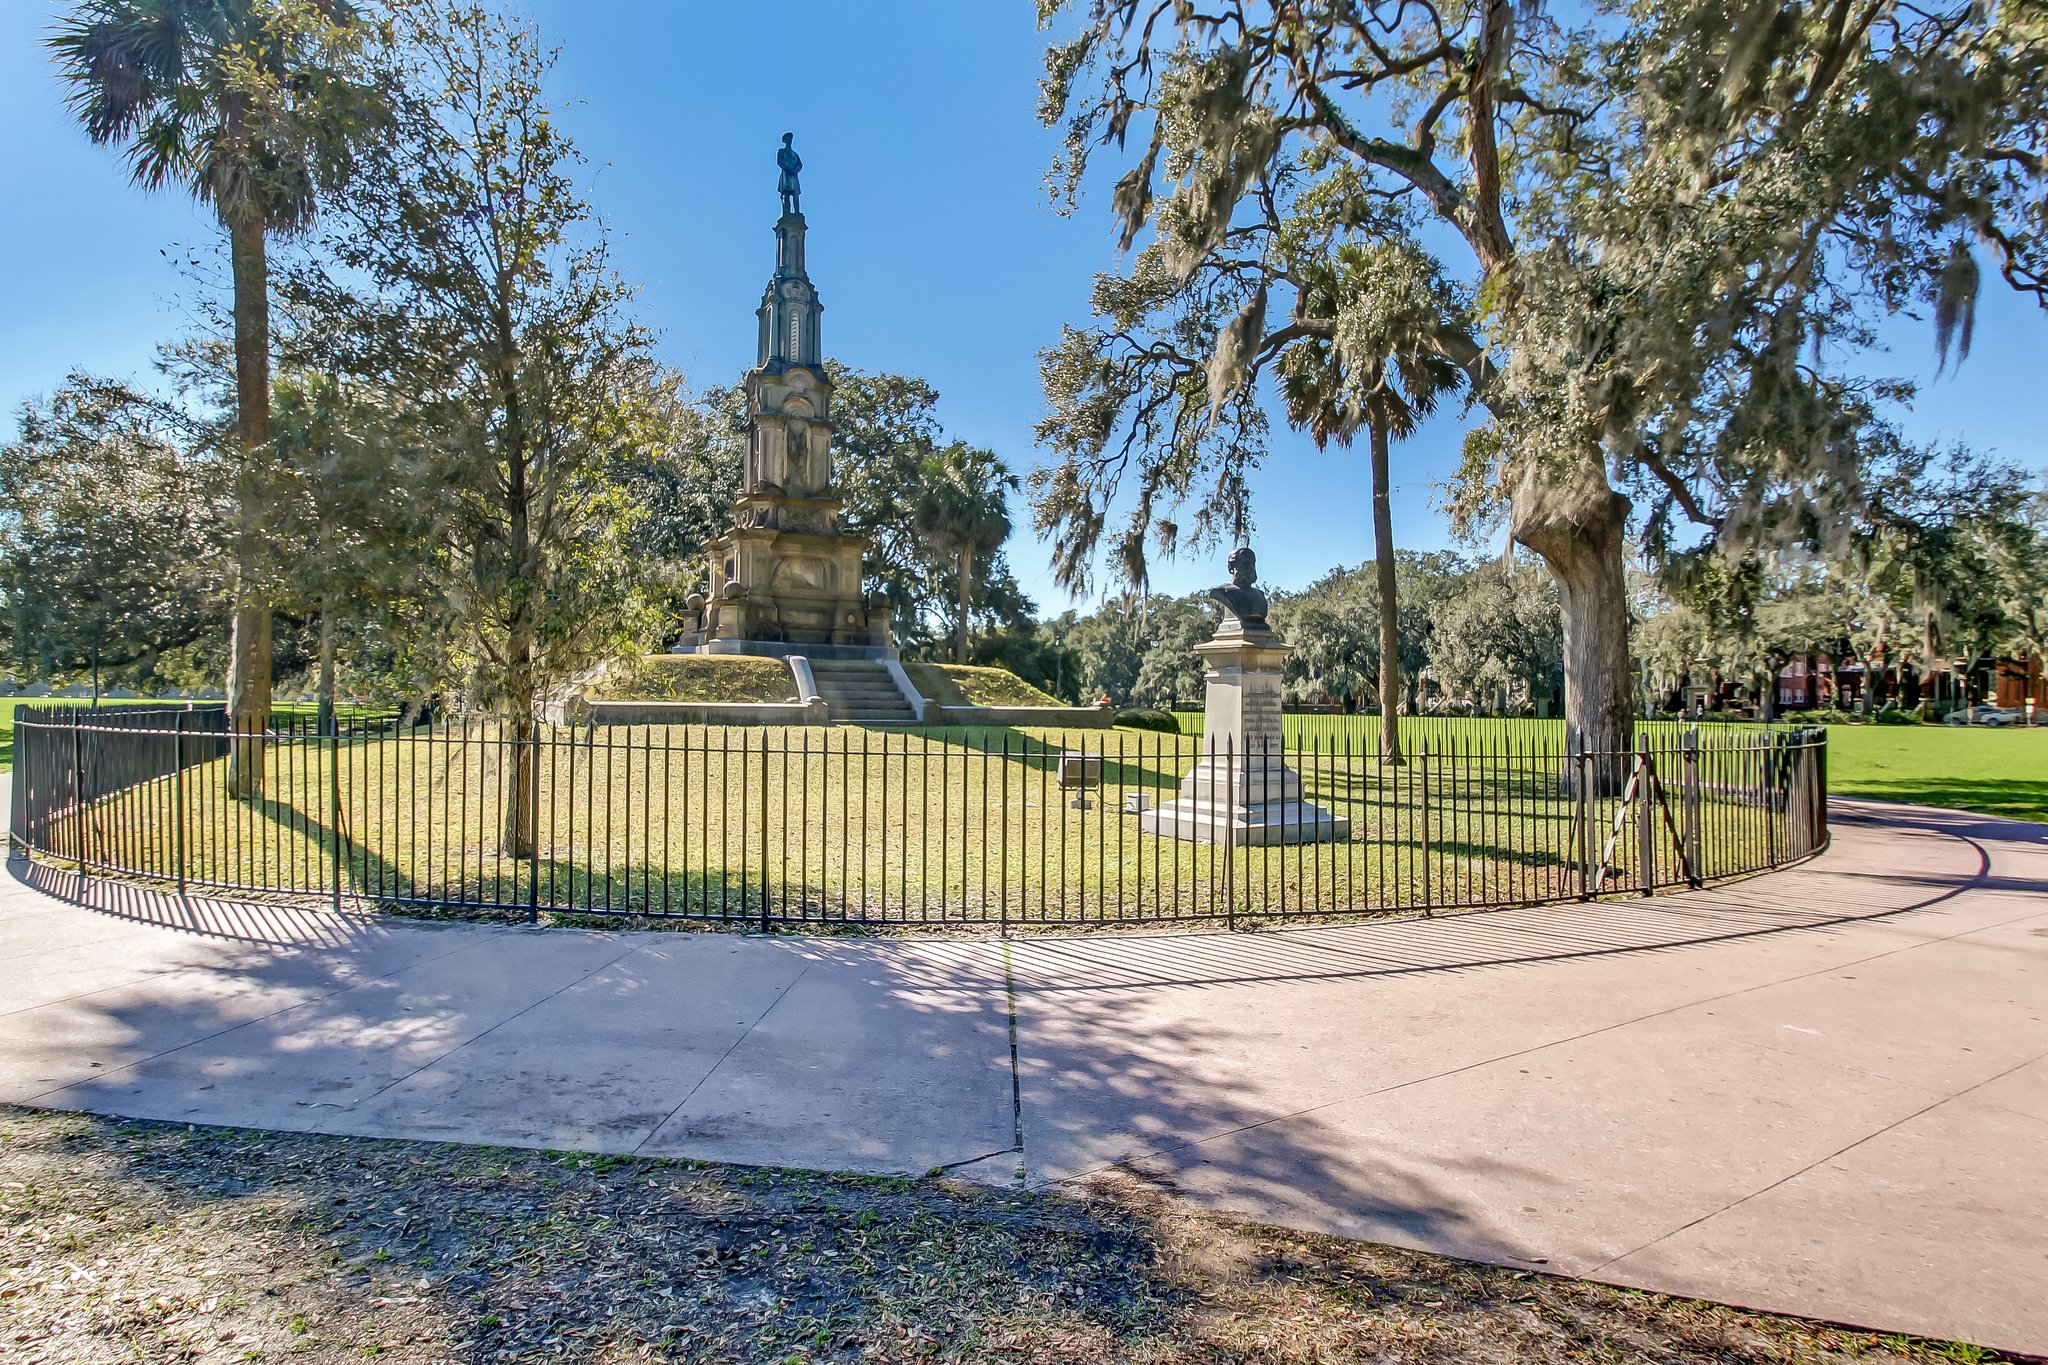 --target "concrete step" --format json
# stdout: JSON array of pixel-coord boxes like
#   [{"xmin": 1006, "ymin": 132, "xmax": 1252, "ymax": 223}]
[{"xmin": 799, "ymin": 661, "xmax": 918, "ymax": 723}]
